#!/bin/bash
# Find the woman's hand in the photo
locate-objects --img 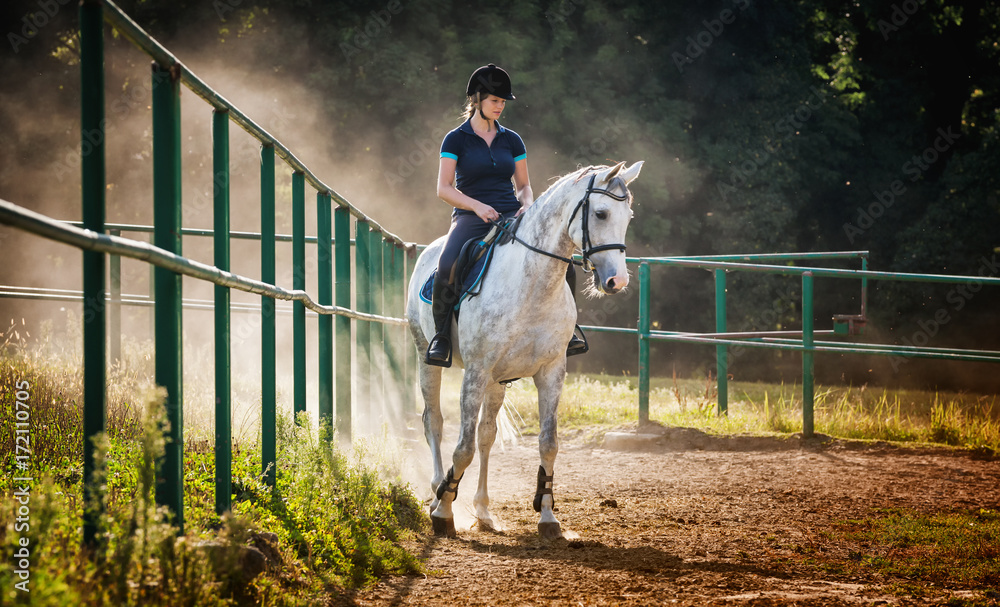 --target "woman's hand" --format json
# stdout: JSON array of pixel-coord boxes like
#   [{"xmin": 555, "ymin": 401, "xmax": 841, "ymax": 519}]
[{"xmin": 474, "ymin": 201, "xmax": 501, "ymax": 223}]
